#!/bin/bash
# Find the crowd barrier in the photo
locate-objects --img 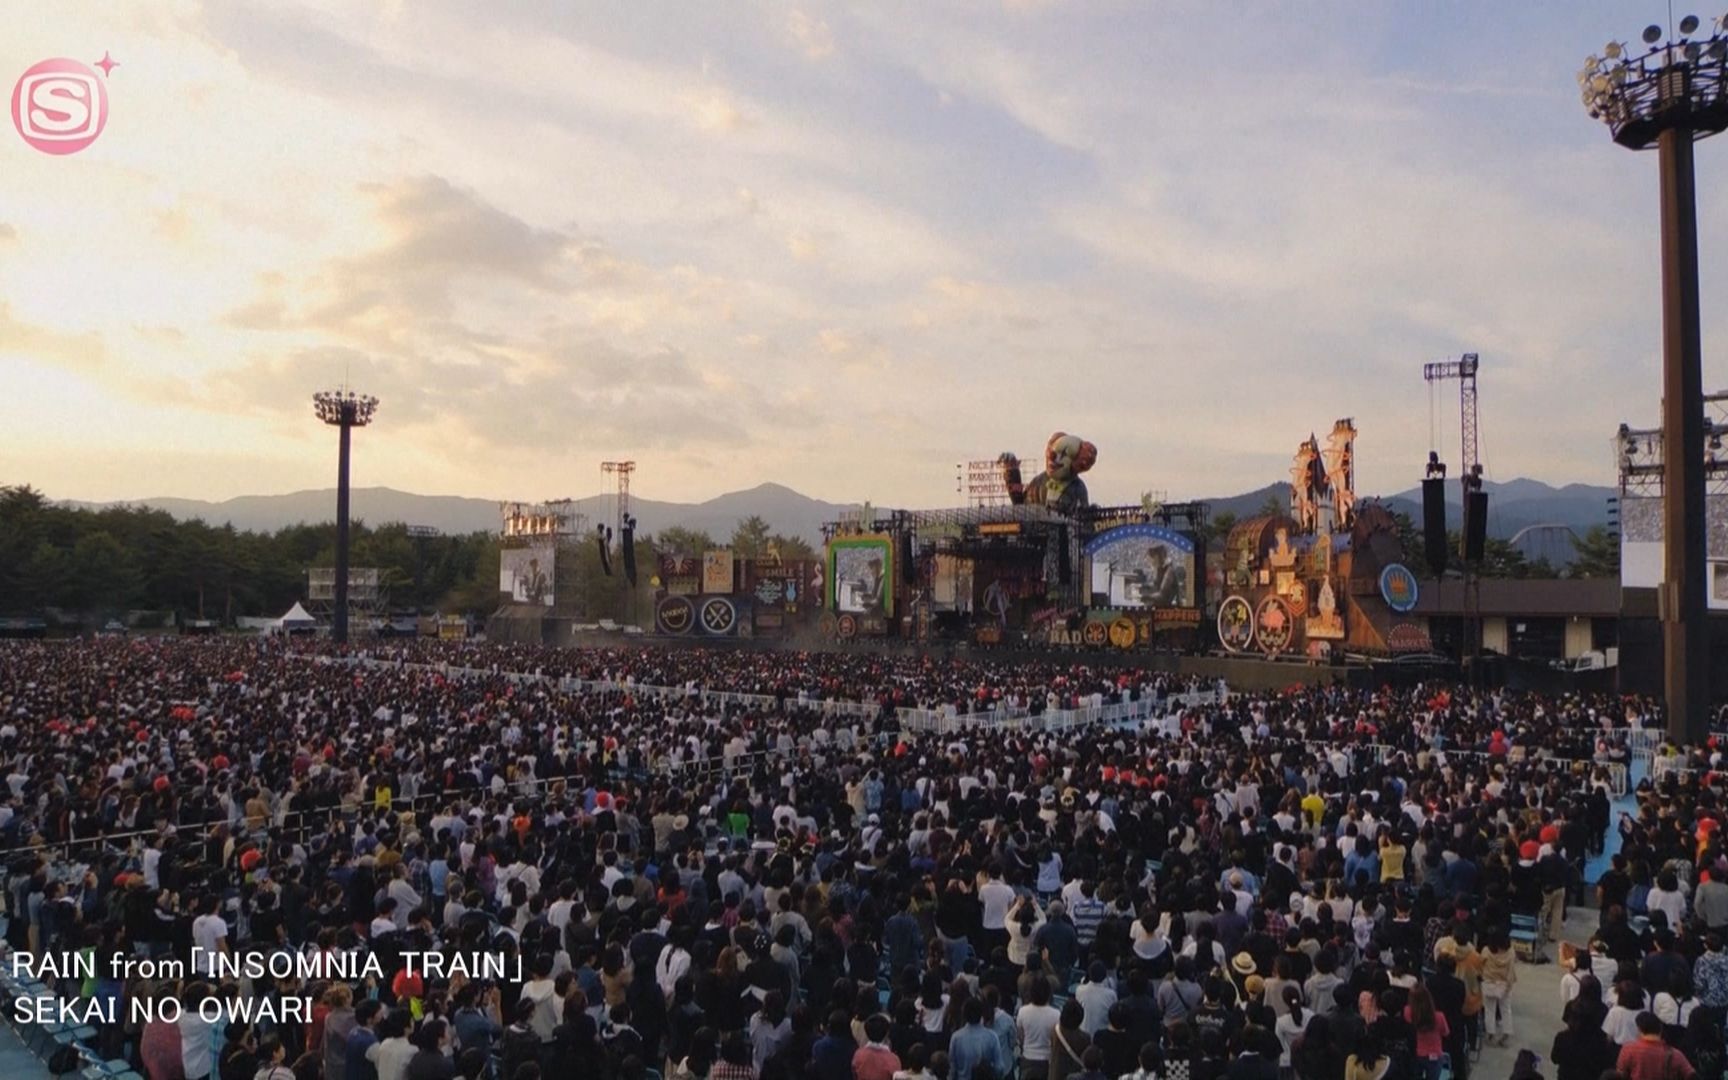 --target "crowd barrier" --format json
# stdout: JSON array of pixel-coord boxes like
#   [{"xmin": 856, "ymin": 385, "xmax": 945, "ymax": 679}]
[
  {"xmin": 1603, "ymin": 726, "xmax": 1665, "ymax": 761},
  {"xmin": 892, "ymin": 689, "xmax": 1219, "ymax": 738},
  {"xmin": 1294, "ymin": 740, "xmax": 1631, "ymax": 797},
  {"xmin": 301, "ymin": 650, "xmax": 1225, "ymax": 738}
]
